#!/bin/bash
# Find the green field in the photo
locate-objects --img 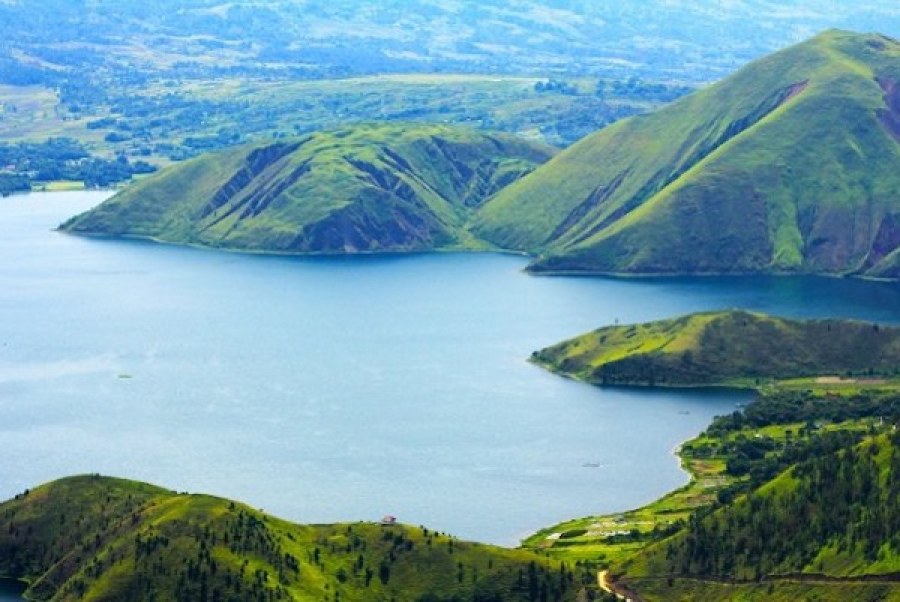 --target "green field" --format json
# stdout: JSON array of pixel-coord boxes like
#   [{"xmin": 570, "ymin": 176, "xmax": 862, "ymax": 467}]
[{"xmin": 0, "ymin": 74, "xmax": 666, "ymax": 162}]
